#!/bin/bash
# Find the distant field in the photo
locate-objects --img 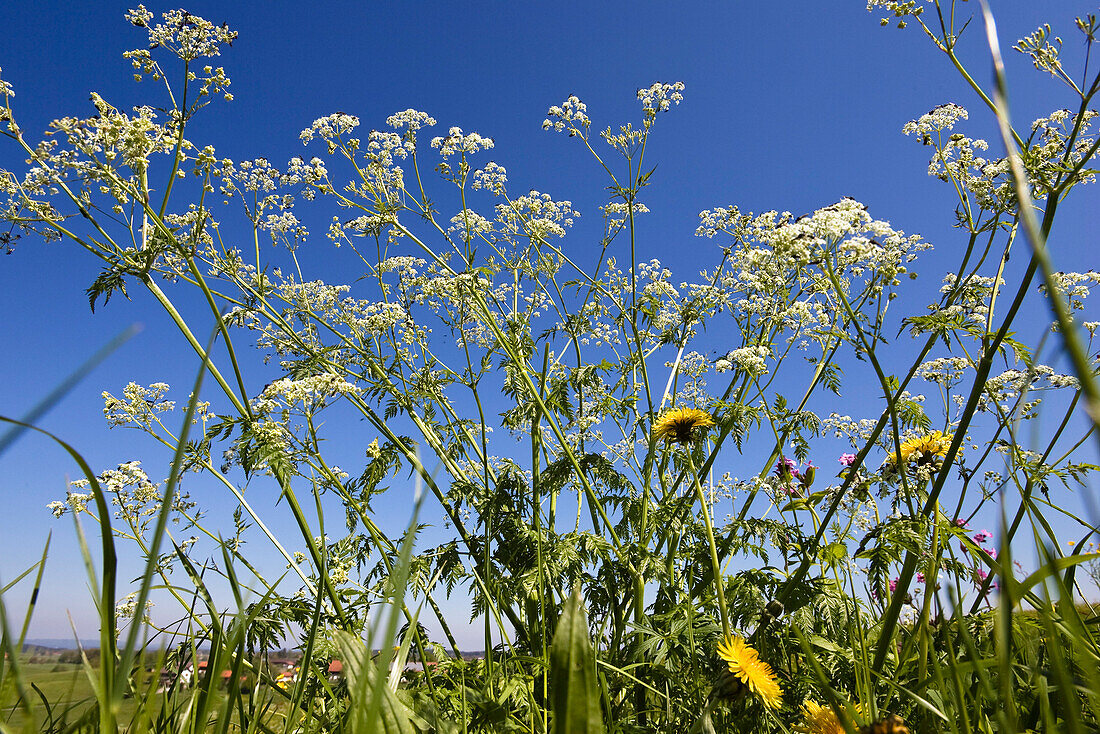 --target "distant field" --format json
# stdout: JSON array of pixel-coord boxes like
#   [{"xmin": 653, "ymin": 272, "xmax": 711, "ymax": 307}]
[
  {"xmin": 4, "ymin": 662, "xmax": 95, "ymax": 727},
  {"xmin": 3, "ymin": 661, "xmax": 145, "ymax": 728},
  {"xmin": 4, "ymin": 657, "xmax": 296, "ymax": 730}
]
